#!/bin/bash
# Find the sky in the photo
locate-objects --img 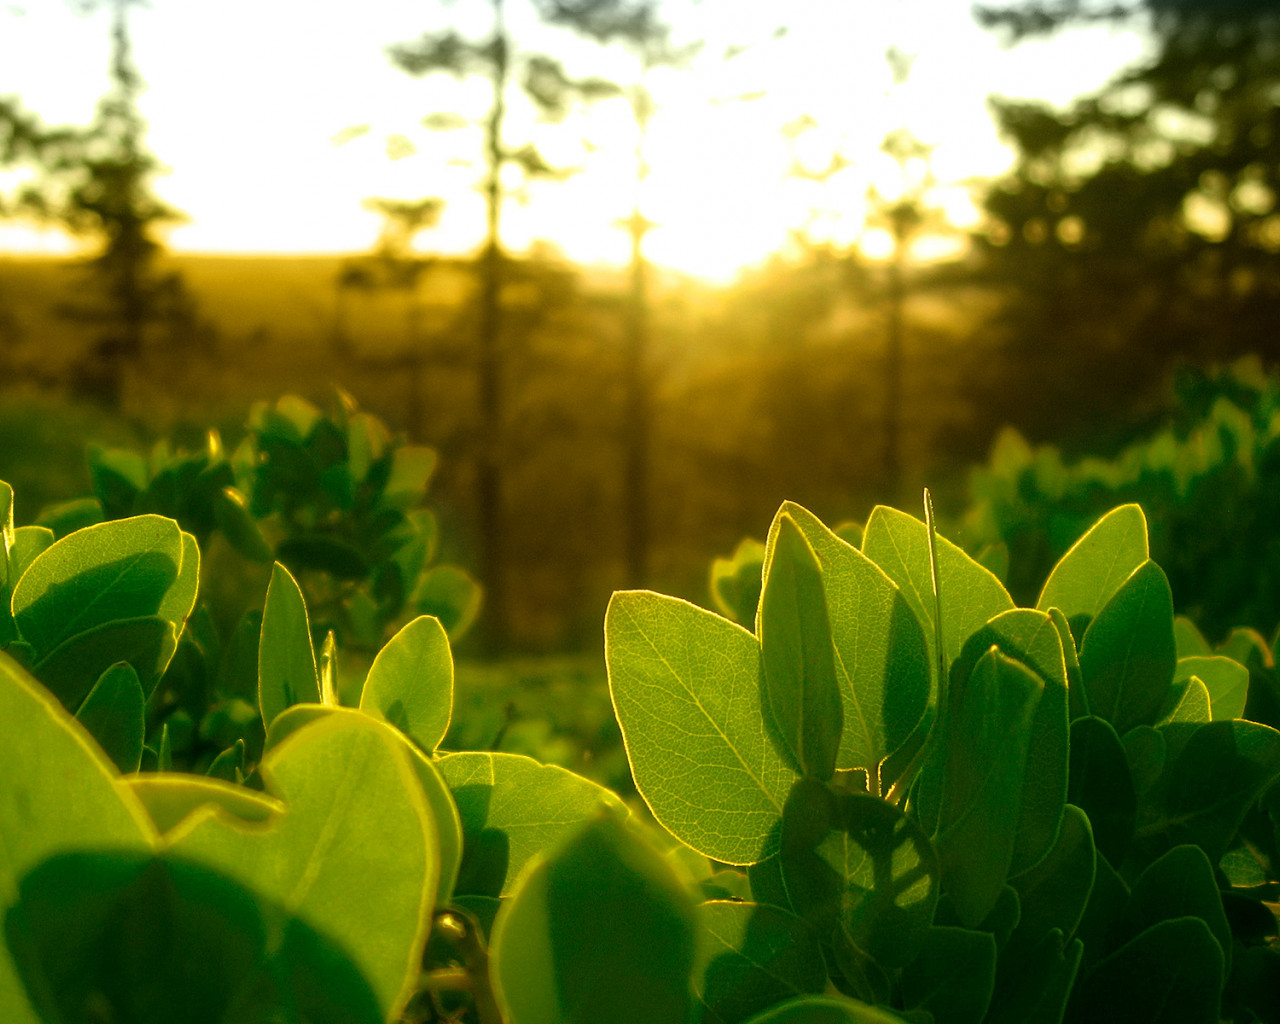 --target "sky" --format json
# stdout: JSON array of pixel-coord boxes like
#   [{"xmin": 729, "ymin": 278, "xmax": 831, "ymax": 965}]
[{"xmin": 0, "ymin": 0, "xmax": 1151, "ymax": 282}]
